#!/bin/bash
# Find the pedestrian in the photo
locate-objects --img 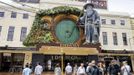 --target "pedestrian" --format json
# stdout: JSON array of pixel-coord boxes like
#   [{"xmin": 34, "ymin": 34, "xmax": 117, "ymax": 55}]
[
  {"xmin": 65, "ymin": 63, "xmax": 72, "ymax": 75},
  {"xmin": 121, "ymin": 61, "xmax": 131, "ymax": 75},
  {"xmin": 54, "ymin": 63, "xmax": 61, "ymax": 75},
  {"xmin": 77, "ymin": 63, "xmax": 86, "ymax": 75},
  {"xmin": 34, "ymin": 62, "xmax": 43, "ymax": 75},
  {"xmin": 86, "ymin": 63, "xmax": 92, "ymax": 75},
  {"xmin": 89, "ymin": 60, "xmax": 100, "ymax": 75},
  {"xmin": 107, "ymin": 60, "xmax": 120, "ymax": 75},
  {"xmin": 73, "ymin": 64, "xmax": 78, "ymax": 75},
  {"xmin": 98, "ymin": 62, "xmax": 105, "ymax": 75},
  {"xmin": 22, "ymin": 64, "xmax": 32, "ymax": 75}
]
